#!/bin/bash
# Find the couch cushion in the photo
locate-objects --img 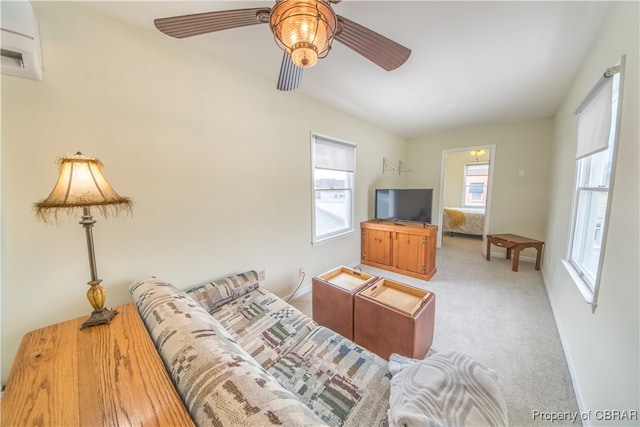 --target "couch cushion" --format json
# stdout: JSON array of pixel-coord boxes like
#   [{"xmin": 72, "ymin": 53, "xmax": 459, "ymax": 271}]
[
  {"xmin": 212, "ymin": 287, "xmax": 319, "ymax": 369},
  {"xmin": 187, "ymin": 270, "xmax": 260, "ymax": 312},
  {"xmin": 130, "ymin": 277, "xmax": 325, "ymax": 427},
  {"xmin": 268, "ymin": 326, "xmax": 392, "ymax": 427}
]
